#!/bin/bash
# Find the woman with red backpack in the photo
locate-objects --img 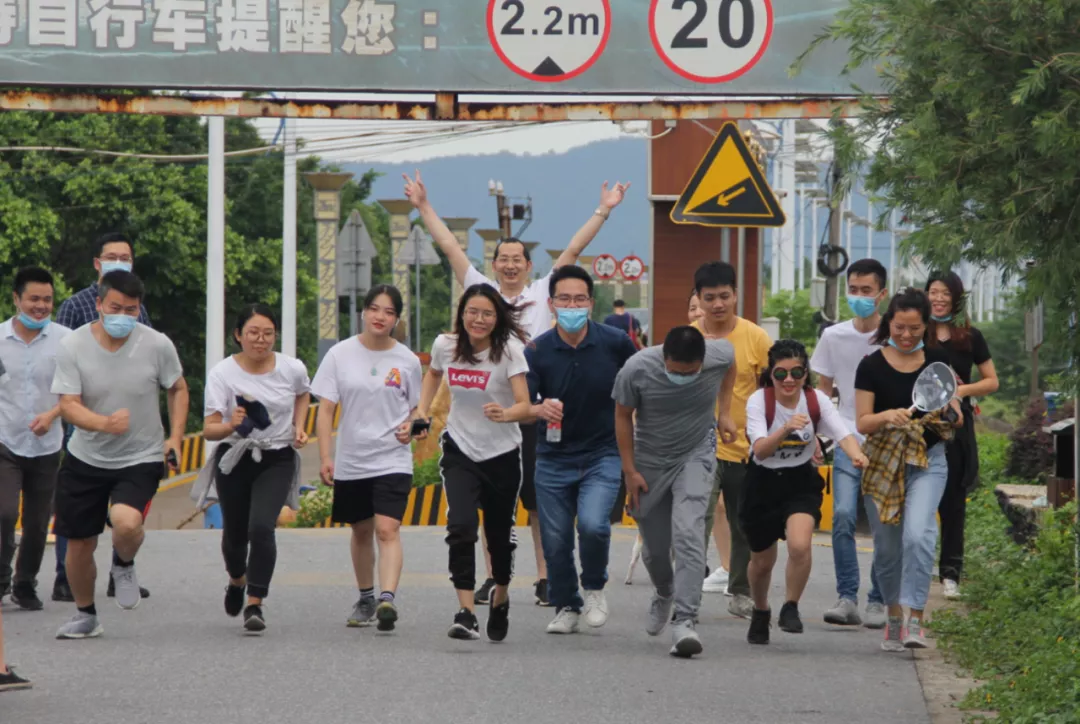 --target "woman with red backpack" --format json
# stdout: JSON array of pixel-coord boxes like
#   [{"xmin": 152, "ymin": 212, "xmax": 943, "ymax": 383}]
[{"xmin": 741, "ymin": 340, "xmax": 868, "ymax": 645}]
